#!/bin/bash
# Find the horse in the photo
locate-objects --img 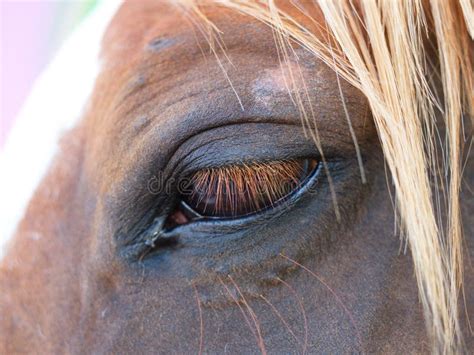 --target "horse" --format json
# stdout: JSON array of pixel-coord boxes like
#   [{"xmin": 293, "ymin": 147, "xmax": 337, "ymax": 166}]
[{"xmin": 1, "ymin": 1, "xmax": 473, "ymax": 353}]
